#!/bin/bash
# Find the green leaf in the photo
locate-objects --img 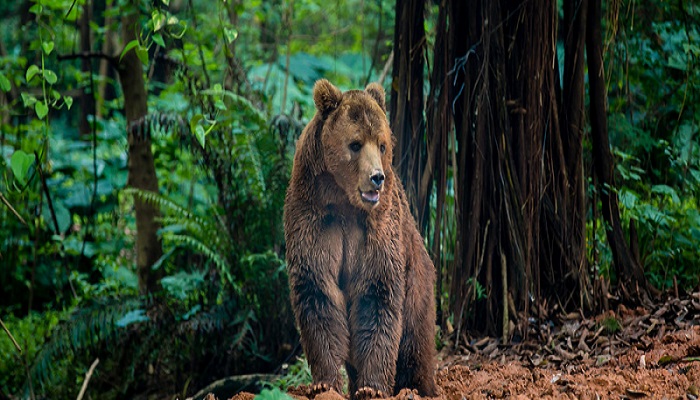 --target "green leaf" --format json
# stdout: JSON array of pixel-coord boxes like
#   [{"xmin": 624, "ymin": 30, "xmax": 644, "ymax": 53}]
[
  {"xmin": 116, "ymin": 310, "xmax": 150, "ymax": 327},
  {"xmin": 255, "ymin": 388, "xmax": 295, "ymax": 400},
  {"xmin": 161, "ymin": 271, "xmax": 206, "ymax": 301},
  {"xmin": 28, "ymin": 4, "xmax": 42, "ymax": 14},
  {"xmin": 0, "ymin": 73, "xmax": 10, "ymax": 92},
  {"xmin": 151, "ymin": 10, "xmax": 166, "ymax": 31},
  {"xmin": 194, "ymin": 124, "xmax": 206, "ymax": 148},
  {"xmin": 35, "ymin": 102, "xmax": 48, "ymax": 119},
  {"xmin": 167, "ymin": 15, "xmax": 180, "ymax": 26},
  {"xmin": 152, "ymin": 33, "xmax": 165, "ymax": 48},
  {"xmin": 41, "ymin": 41, "xmax": 54, "ymax": 55},
  {"xmin": 182, "ymin": 305, "xmax": 201, "ymax": 320},
  {"xmin": 136, "ymin": 47, "xmax": 149, "ymax": 65},
  {"xmin": 619, "ymin": 189, "xmax": 638, "ymax": 210},
  {"xmin": 223, "ymin": 27, "xmax": 238, "ymax": 44},
  {"xmin": 21, "ymin": 92, "xmax": 37, "ymax": 107},
  {"xmin": 214, "ymin": 99, "xmax": 227, "ymax": 110},
  {"xmin": 64, "ymin": 96, "xmax": 73, "ymax": 110},
  {"xmin": 10, "ymin": 150, "xmax": 35, "ymax": 185},
  {"xmin": 43, "ymin": 69, "xmax": 57, "ymax": 85},
  {"xmin": 651, "ymin": 184, "xmax": 680, "ymax": 204},
  {"xmin": 189, "ymin": 114, "xmax": 203, "ymax": 134},
  {"xmin": 170, "ymin": 20, "xmax": 187, "ymax": 39},
  {"xmin": 42, "ymin": 200, "xmax": 71, "ymax": 234},
  {"xmin": 119, "ymin": 40, "xmax": 140, "ymax": 62},
  {"xmin": 26, "ymin": 65, "xmax": 40, "ymax": 82}
]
